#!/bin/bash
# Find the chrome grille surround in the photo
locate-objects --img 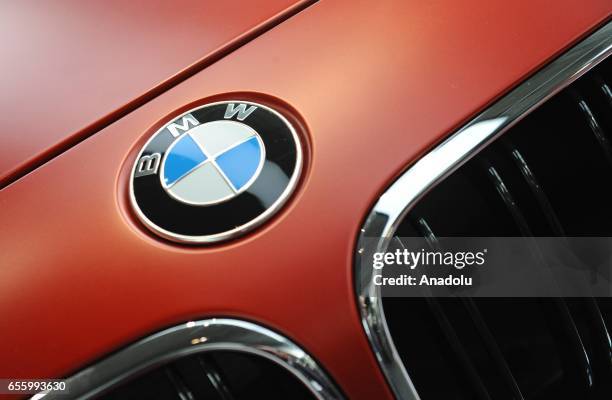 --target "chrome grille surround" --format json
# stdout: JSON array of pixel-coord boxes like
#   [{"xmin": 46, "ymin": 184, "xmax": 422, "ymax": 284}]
[
  {"xmin": 354, "ymin": 21, "xmax": 612, "ymax": 400},
  {"xmin": 34, "ymin": 318, "xmax": 344, "ymax": 400}
]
